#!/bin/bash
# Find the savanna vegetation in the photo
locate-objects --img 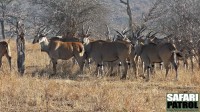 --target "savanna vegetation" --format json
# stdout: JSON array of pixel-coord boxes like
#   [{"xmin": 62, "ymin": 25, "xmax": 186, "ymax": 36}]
[
  {"xmin": 0, "ymin": 40, "xmax": 199, "ymax": 111},
  {"xmin": 0, "ymin": 0, "xmax": 200, "ymax": 111}
]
